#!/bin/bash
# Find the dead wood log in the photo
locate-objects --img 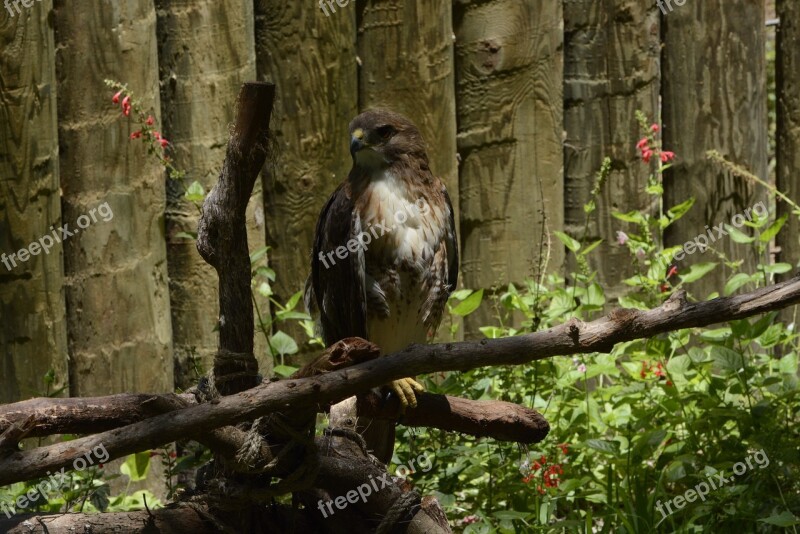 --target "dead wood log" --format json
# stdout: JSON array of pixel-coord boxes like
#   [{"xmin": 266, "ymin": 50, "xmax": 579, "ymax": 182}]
[
  {"xmin": 1, "ymin": 277, "xmax": 798, "ymax": 486},
  {"xmin": 196, "ymin": 81, "xmax": 275, "ymax": 396},
  {"xmin": 0, "ymin": 390, "xmax": 548, "ymax": 446}
]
